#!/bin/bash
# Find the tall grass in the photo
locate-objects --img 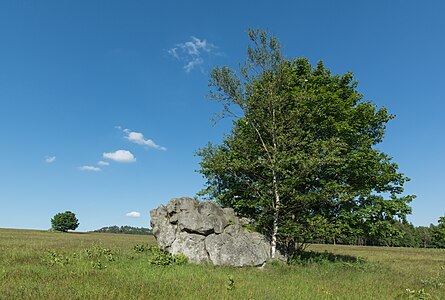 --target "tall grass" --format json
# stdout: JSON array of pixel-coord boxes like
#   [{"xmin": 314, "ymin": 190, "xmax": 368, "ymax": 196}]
[{"xmin": 1, "ymin": 228, "xmax": 445, "ymax": 299}]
